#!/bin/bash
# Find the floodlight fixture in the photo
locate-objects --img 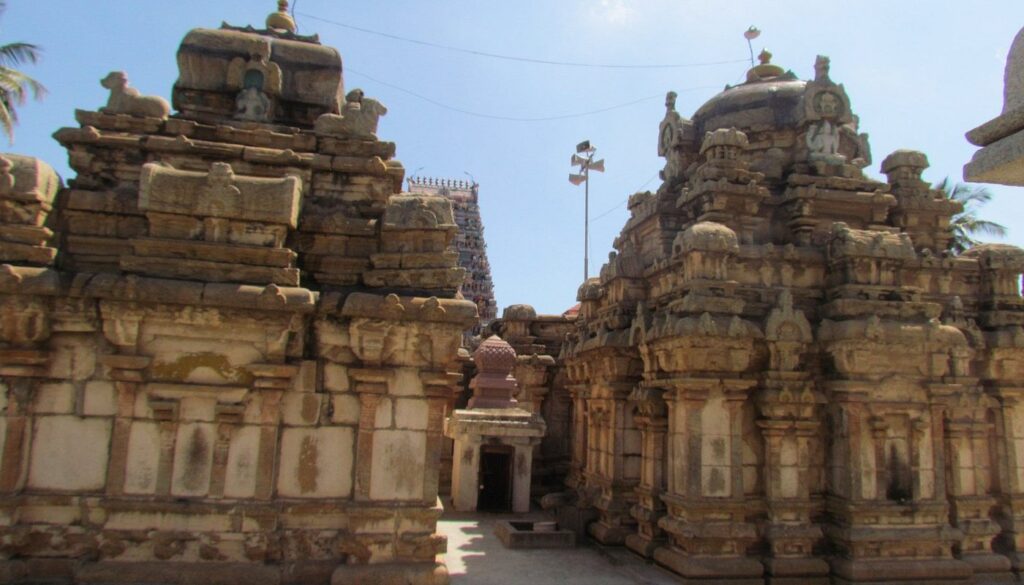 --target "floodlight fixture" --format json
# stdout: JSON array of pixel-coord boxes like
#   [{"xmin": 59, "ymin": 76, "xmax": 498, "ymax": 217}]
[
  {"xmin": 744, "ymin": 26, "xmax": 761, "ymax": 67},
  {"xmin": 569, "ymin": 141, "xmax": 604, "ymax": 282}
]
